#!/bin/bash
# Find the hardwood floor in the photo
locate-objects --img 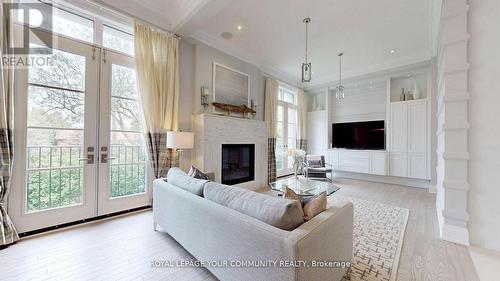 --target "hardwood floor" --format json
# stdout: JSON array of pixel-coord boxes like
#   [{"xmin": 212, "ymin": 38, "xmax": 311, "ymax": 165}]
[{"xmin": 0, "ymin": 178, "xmax": 479, "ymax": 281}]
